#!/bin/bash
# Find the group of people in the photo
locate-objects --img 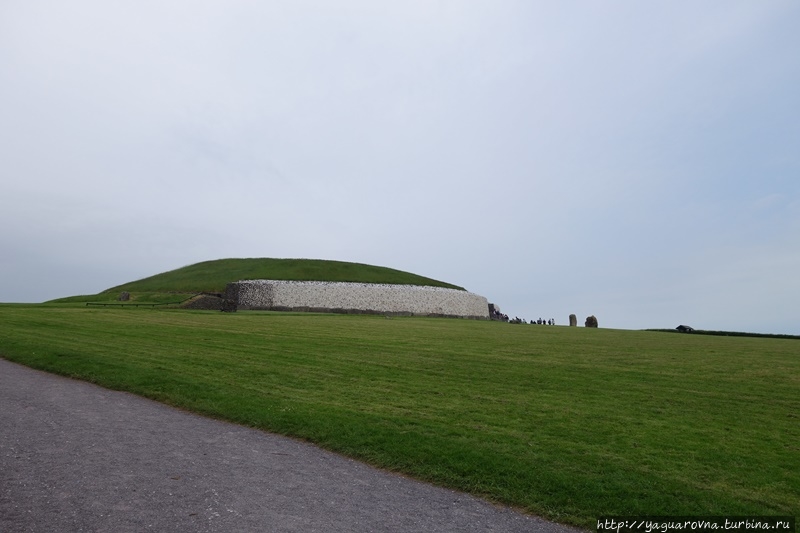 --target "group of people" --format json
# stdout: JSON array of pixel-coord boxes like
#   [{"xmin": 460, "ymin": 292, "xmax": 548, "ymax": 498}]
[
  {"xmin": 490, "ymin": 309, "xmax": 556, "ymax": 326},
  {"xmin": 510, "ymin": 317, "xmax": 556, "ymax": 325},
  {"xmin": 489, "ymin": 307, "xmax": 510, "ymax": 321}
]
